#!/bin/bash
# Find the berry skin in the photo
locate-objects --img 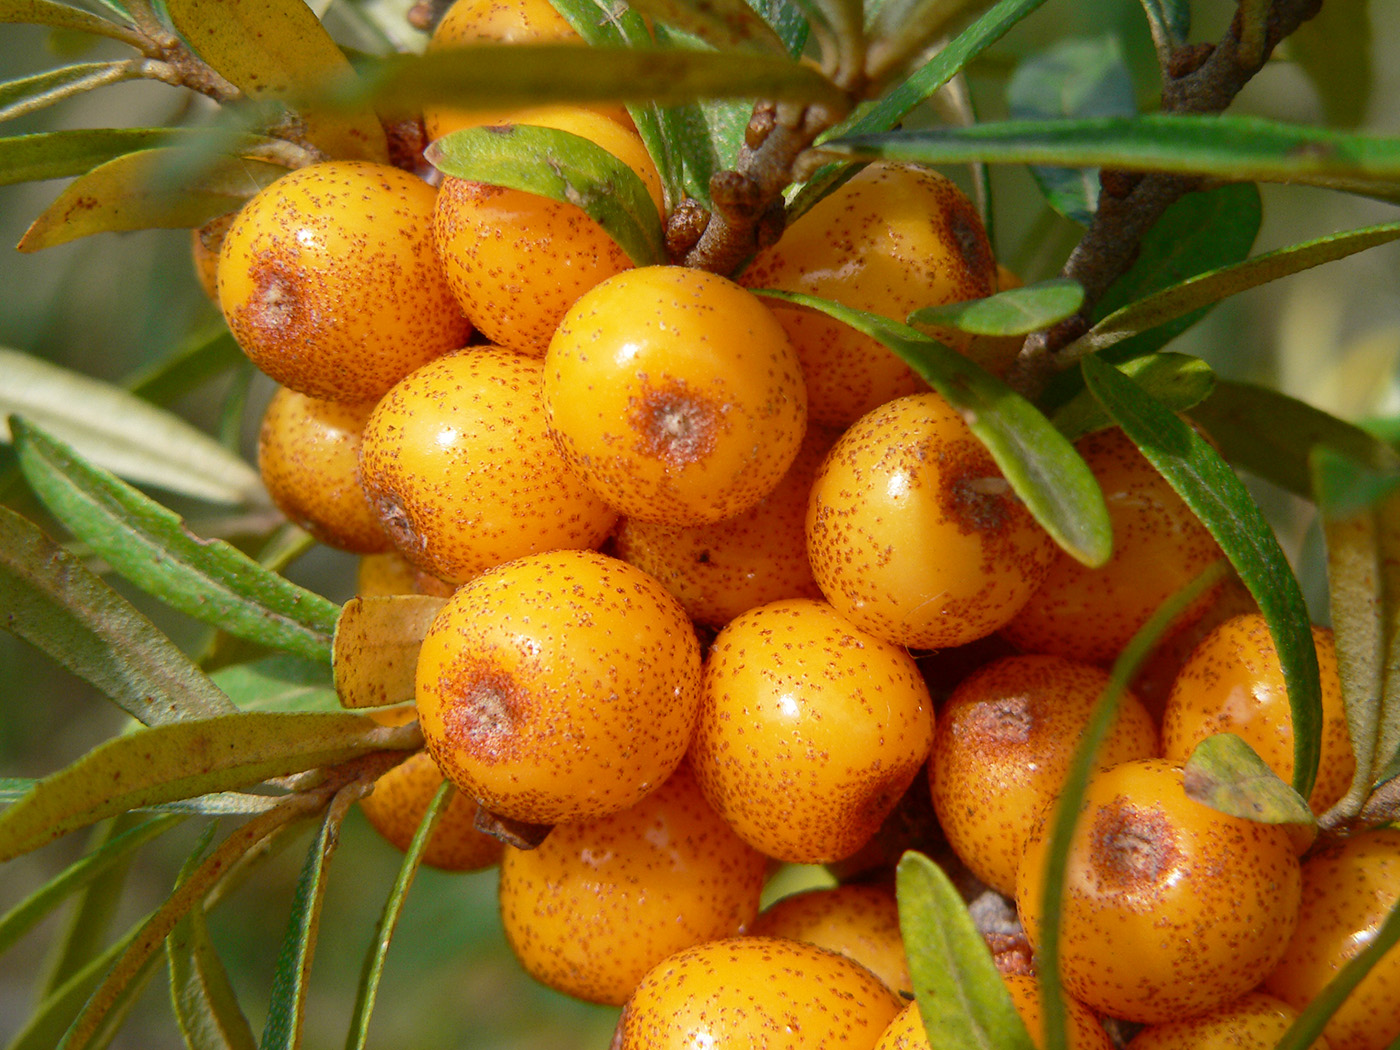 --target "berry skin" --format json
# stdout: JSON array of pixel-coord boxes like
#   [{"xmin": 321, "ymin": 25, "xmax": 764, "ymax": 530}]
[
  {"xmin": 1002, "ymin": 426, "xmax": 1222, "ymax": 664},
  {"xmin": 806, "ymin": 392, "xmax": 1056, "ymax": 649},
  {"xmin": 355, "ymin": 551, "xmax": 455, "ymax": 599},
  {"xmin": 415, "ymin": 549, "xmax": 702, "ymax": 825},
  {"xmin": 545, "ymin": 265, "xmax": 808, "ymax": 526},
  {"xmin": 872, "ymin": 976, "xmax": 1113, "ymax": 1050},
  {"xmin": 357, "ymin": 346, "xmax": 618, "ymax": 586},
  {"xmin": 614, "ymin": 936, "xmax": 902, "ymax": 1050},
  {"xmin": 1161, "ymin": 613, "xmax": 1353, "ymax": 813},
  {"xmin": 190, "ymin": 212, "xmax": 234, "ymax": 302},
  {"xmin": 256, "ymin": 387, "xmax": 389, "ymax": 554},
  {"xmin": 1125, "ymin": 992, "xmax": 1331, "ymax": 1050},
  {"xmin": 497, "ymin": 762, "xmax": 767, "ymax": 1005},
  {"xmin": 1263, "ymin": 828, "xmax": 1400, "ymax": 1050},
  {"xmin": 218, "ymin": 160, "xmax": 470, "ymax": 403},
  {"xmin": 739, "ymin": 162, "xmax": 997, "ymax": 428},
  {"xmin": 1017, "ymin": 758, "xmax": 1301, "ymax": 1024},
  {"xmin": 930, "ymin": 654, "xmax": 1159, "ymax": 897},
  {"xmin": 749, "ymin": 884, "xmax": 910, "ymax": 994},
  {"xmin": 690, "ymin": 598, "xmax": 934, "ymax": 863}
]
